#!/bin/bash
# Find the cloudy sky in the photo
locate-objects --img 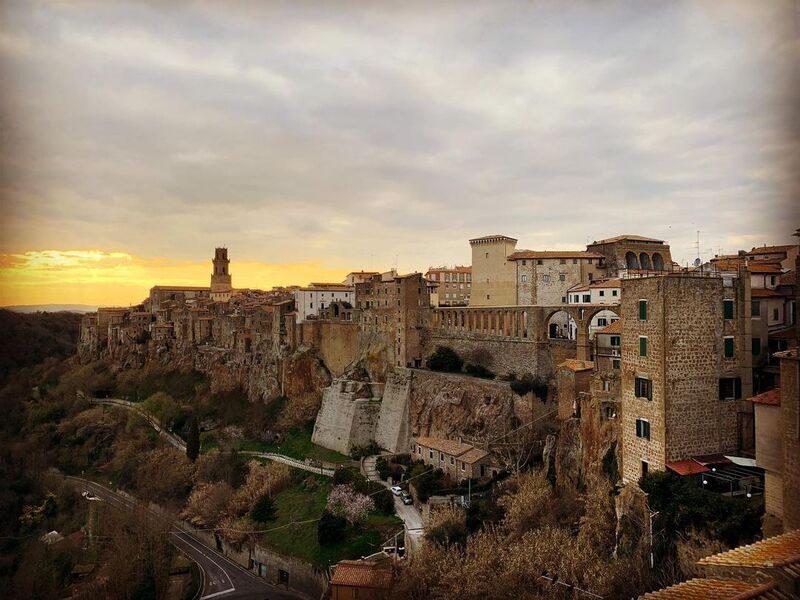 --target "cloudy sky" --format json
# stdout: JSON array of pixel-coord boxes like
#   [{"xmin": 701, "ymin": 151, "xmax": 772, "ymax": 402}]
[{"xmin": 1, "ymin": 1, "xmax": 798, "ymax": 306}]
